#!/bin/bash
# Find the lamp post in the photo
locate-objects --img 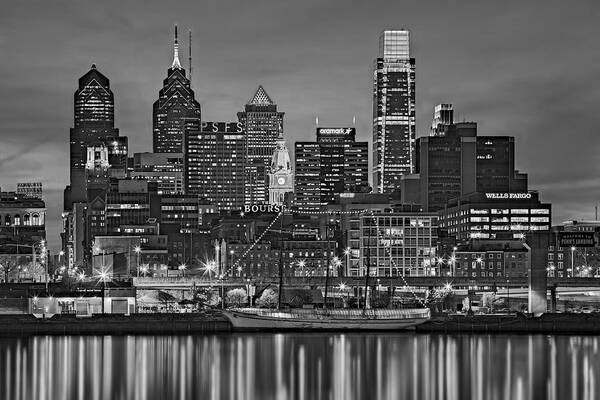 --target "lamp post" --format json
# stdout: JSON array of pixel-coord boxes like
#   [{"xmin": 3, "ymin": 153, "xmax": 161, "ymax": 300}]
[
  {"xmin": 178, "ymin": 264, "xmax": 187, "ymax": 278},
  {"xmin": 134, "ymin": 246, "xmax": 141, "ymax": 277},
  {"xmin": 344, "ymin": 247, "xmax": 350, "ymax": 277},
  {"xmin": 452, "ymin": 247, "xmax": 458, "ymax": 277},
  {"xmin": 571, "ymin": 246, "xmax": 576, "ymax": 277},
  {"xmin": 219, "ymin": 274, "xmax": 225, "ymax": 309}
]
